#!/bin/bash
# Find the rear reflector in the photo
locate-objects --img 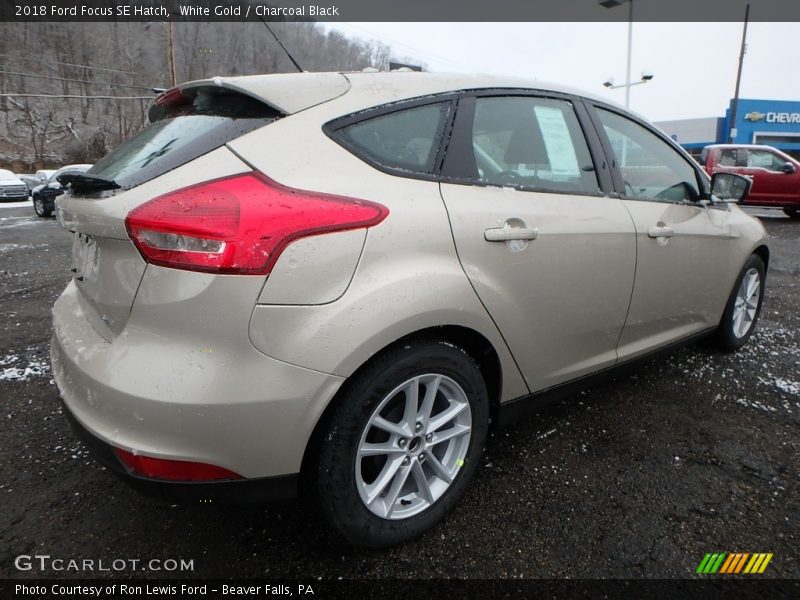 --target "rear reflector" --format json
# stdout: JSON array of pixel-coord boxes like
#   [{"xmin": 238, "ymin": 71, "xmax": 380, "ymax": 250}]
[
  {"xmin": 114, "ymin": 448, "xmax": 242, "ymax": 482},
  {"xmin": 125, "ymin": 172, "xmax": 388, "ymax": 275}
]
